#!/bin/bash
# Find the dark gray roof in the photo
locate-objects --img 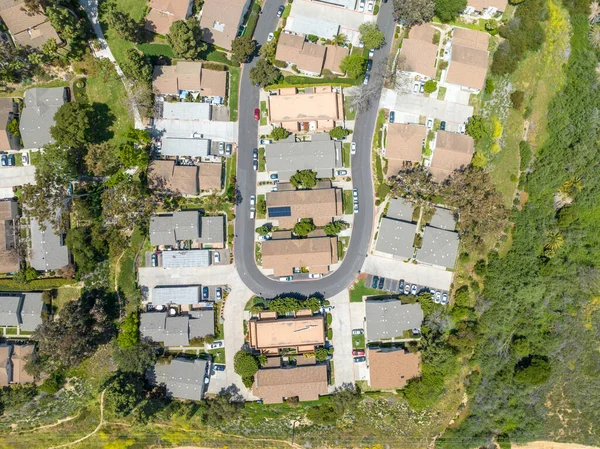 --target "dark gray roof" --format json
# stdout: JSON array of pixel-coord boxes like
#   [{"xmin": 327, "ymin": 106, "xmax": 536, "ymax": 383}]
[
  {"xmin": 164, "ymin": 316, "xmax": 190, "ymax": 346},
  {"xmin": 375, "ymin": 217, "xmax": 417, "ymax": 259},
  {"xmin": 20, "ymin": 87, "xmax": 67, "ymax": 149},
  {"xmin": 198, "ymin": 216, "xmax": 225, "ymax": 244},
  {"xmin": 140, "ymin": 312, "xmax": 167, "ymax": 343},
  {"xmin": 151, "ymin": 358, "xmax": 208, "ymax": 401},
  {"xmin": 0, "ymin": 295, "xmax": 21, "ymax": 327},
  {"xmin": 265, "ymin": 139, "xmax": 341, "ymax": 181},
  {"xmin": 19, "ymin": 292, "xmax": 43, "ymax": 331},
  {"xmin": 387, "ymin": 198, "xmax": 414, "ymax": 222},
  {"xmin": 429, "ymin": 207, "xmax": 456, "ymax": 230},
  {"xmin": 189, "ymin": 309, "xmax": 215, "ymax": 339},
  {"xmin": 28, "ymin": 218, "xmax": 69, "ymax": 271},
  {"xmin": 162, "ymin": 250, "xmax": 211, "ymax": 268},
  {"xmin": 153, "ymin": 286, "xmax": 200, "ymax": 306},
  {"xmin": 365, "ymin": 299, "xmax": 424, "ymax": 341},
  {"xmin": 416, "ymin": 226, "xmax": 459, "ymax": 269},
  {"xmin": 149, "ymin": 211, "xmax": 200, "ymax": 246}
]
